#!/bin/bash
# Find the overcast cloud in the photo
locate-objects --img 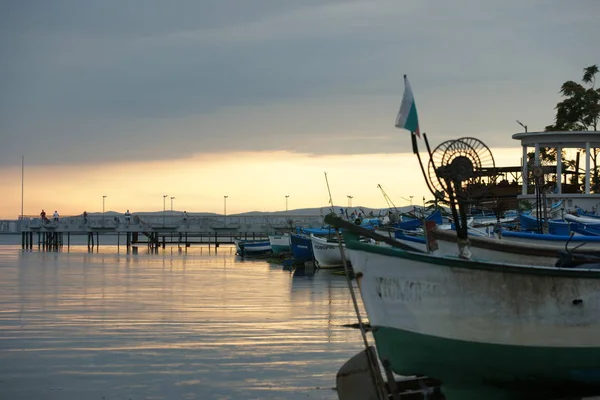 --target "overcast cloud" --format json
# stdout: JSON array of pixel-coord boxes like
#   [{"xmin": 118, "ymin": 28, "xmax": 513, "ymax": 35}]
[{"xmin": 1, "ymin": 0, "xmax": 599, "ymax": 166}]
